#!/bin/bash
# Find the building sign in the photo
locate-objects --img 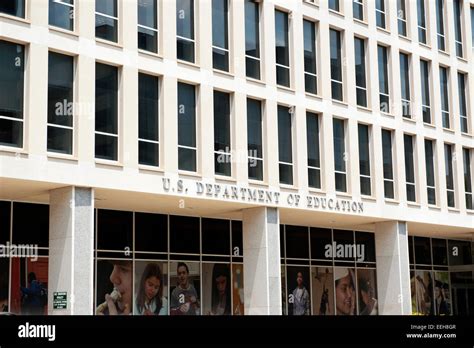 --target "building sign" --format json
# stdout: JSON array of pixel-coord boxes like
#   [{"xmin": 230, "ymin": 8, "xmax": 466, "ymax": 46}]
[
  {"xmin": 53, "ymin": 292, "xmax": 67, "ymax": 310},
  {"xmin": 162, "ymin": 178, "xmax": 364, "ymax": 213}
]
